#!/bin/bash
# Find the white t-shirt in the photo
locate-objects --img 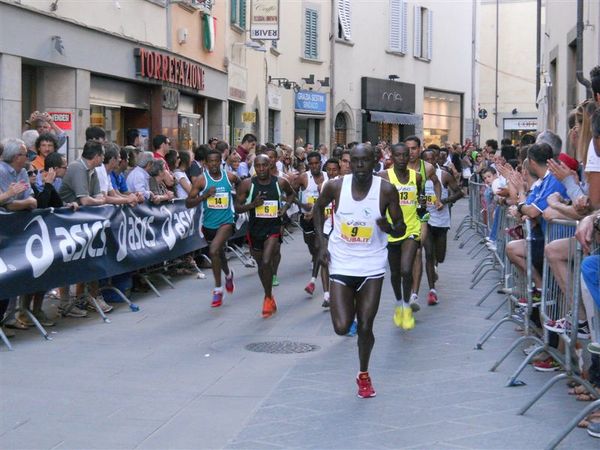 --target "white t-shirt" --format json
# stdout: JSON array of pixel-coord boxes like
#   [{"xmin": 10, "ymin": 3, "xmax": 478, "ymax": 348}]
[
  {"xmin": 585, "ymin": 140, "xmax": 600, "ymax": 173},
  {"xmin": 96, "ymin": 164, "xmax": 110, "ymax": 194},
  {"xmin": 173, "ymin": 170, "xmax": 190, "ymax": 199}
]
